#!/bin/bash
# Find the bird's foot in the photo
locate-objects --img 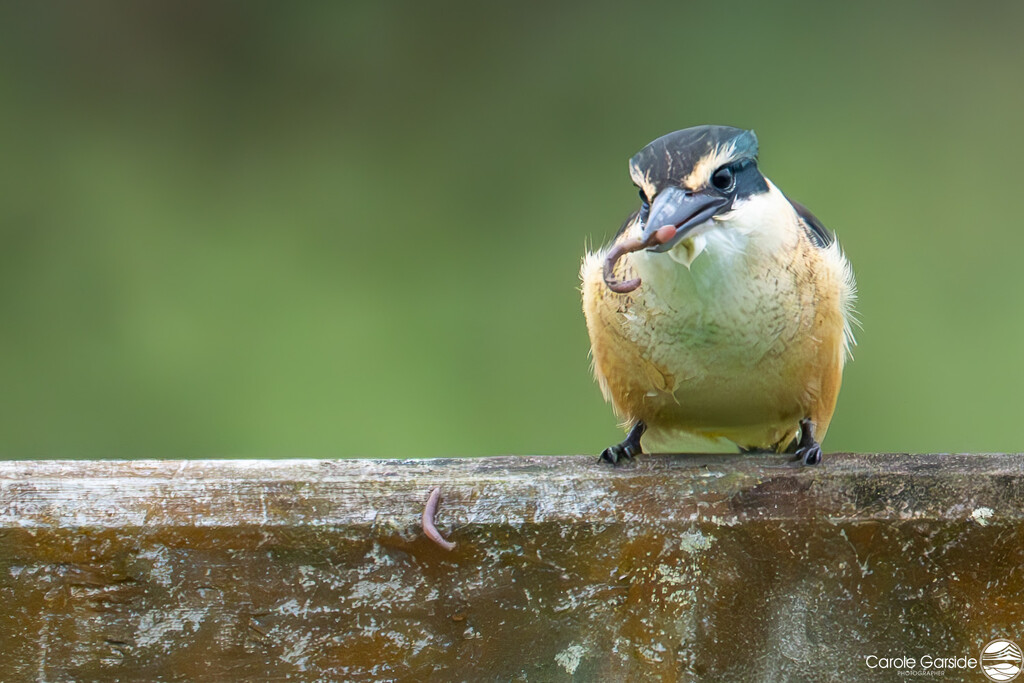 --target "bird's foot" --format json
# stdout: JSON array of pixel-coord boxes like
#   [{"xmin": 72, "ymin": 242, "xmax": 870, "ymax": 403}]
[
  {"xmin": 599, "ymin": 421, "xmax": 646, "ymax": 465},
  {"xmin": 793, "ymin": 442, "xmax": 822, "ymax": 466},
  {"xmin": 789, "ymin": 418, "xmax": 823, "ymax": 466},
  {"xmin": 600, "ymin": 441, "xmax": 642, "ymax": 465}
]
